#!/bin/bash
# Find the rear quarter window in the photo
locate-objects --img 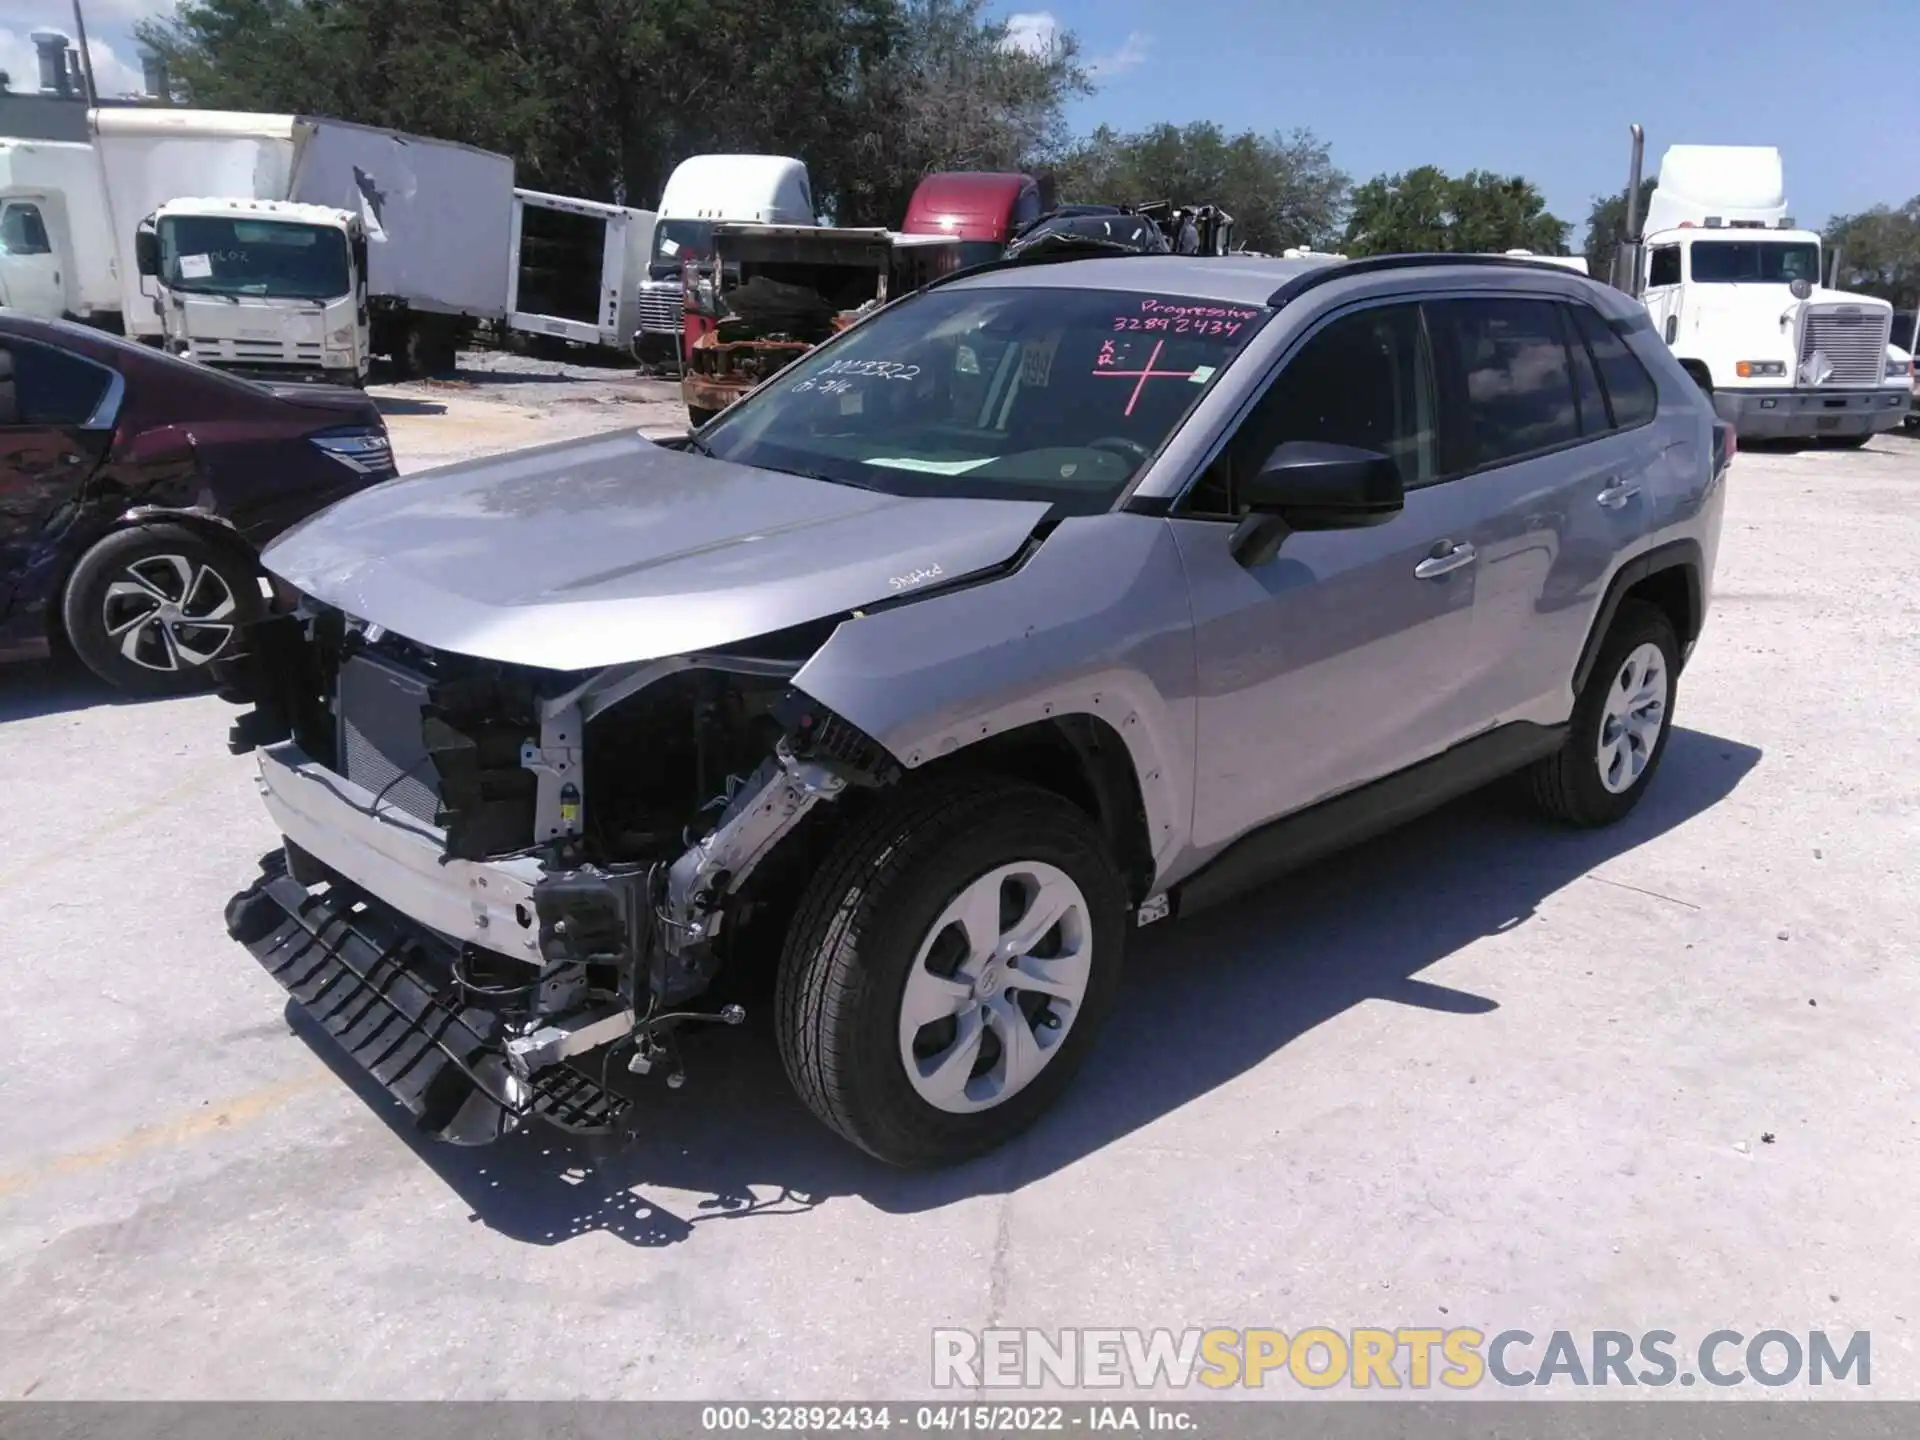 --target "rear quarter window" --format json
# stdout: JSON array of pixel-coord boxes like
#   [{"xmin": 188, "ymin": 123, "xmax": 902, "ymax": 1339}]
[{"xmin": 1569, "ymin": 304, "xmax": 1660, "ymax": 429}]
